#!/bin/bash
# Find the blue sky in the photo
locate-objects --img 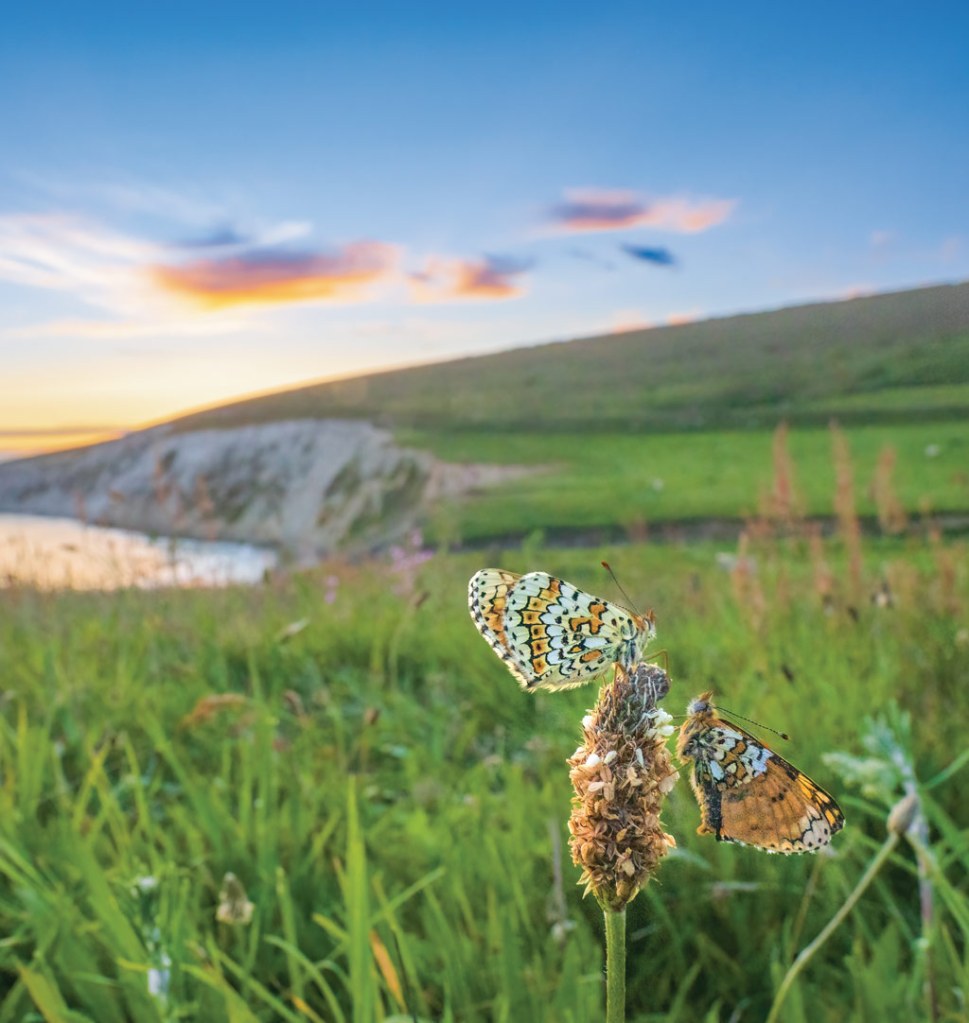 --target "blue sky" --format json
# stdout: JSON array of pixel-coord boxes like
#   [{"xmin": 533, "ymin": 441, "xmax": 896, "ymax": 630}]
[{"xmin": 1, "ymin": 2, "xmax": 967, "ymax": 453}]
